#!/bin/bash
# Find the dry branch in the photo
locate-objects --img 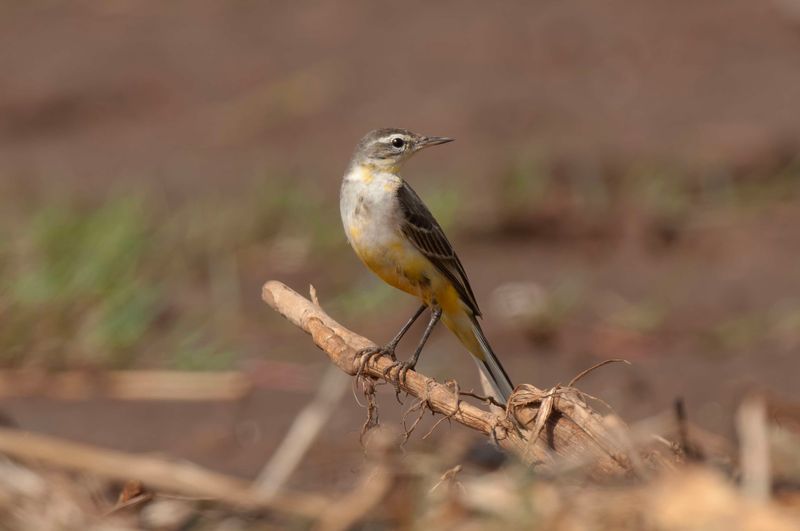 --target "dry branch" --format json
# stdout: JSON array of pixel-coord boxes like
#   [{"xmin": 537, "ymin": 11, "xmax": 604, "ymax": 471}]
[
  {"xmin": 737, "ymin": 393, "xmax": 771, "ymax": 501},
  {"xmin": 0, "ymin": 426, "xmax": 326, "ymax": 517},
  {"xmin": 0, "ymin": 370, "xmax": 252, "ymax": 401},
  {"xmin": 263, "ymin": 280, "xmax": 644, "ymax": 477},
  {"xmin": 254, "ymin": 365, "xmax": 350, "ymax": 500}
]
